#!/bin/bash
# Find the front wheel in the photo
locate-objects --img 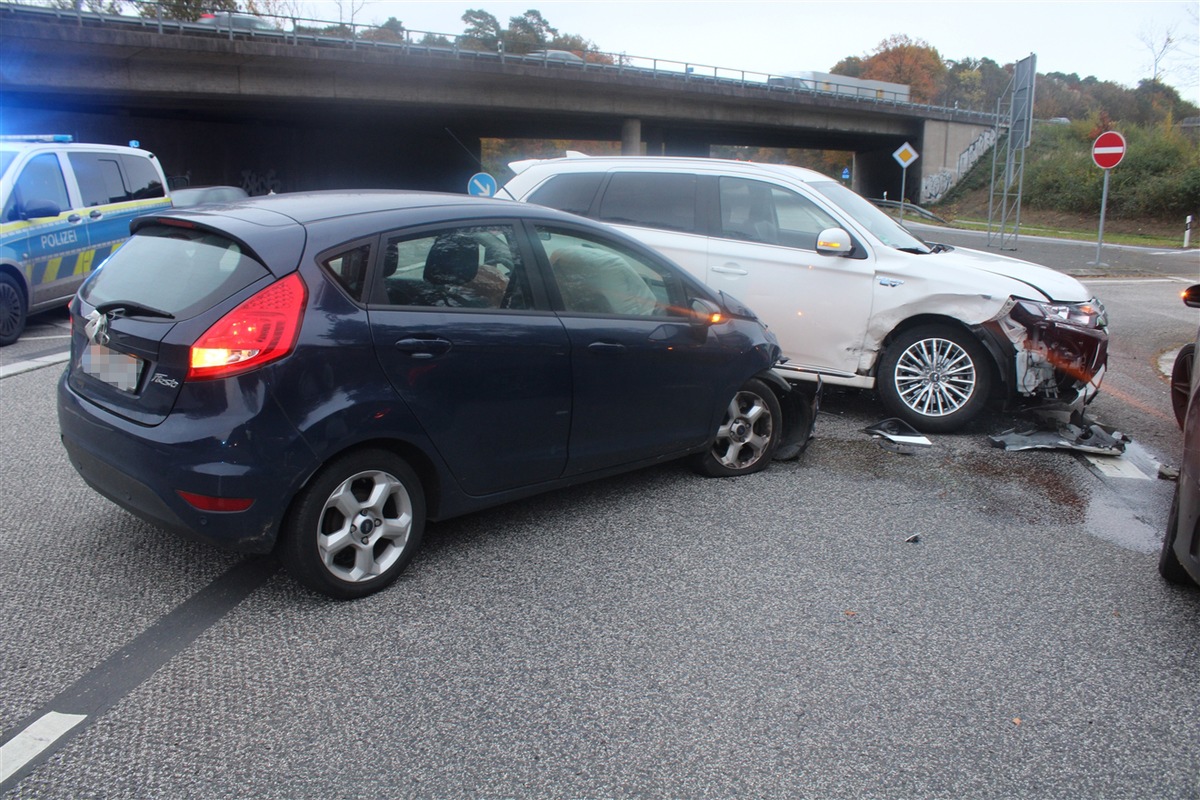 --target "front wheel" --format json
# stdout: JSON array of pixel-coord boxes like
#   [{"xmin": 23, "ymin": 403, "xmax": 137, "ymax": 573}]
[
  {"xmin": 693, "ymin": 378, "xmax": 781, "ymax": 477},
  {"xmin": 280, "ymin": 448, "xmax": 425, "ymax": 600},
  {"xmin": 877, "ymin": 324, "xmax": 992, "ymax": 433}
]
